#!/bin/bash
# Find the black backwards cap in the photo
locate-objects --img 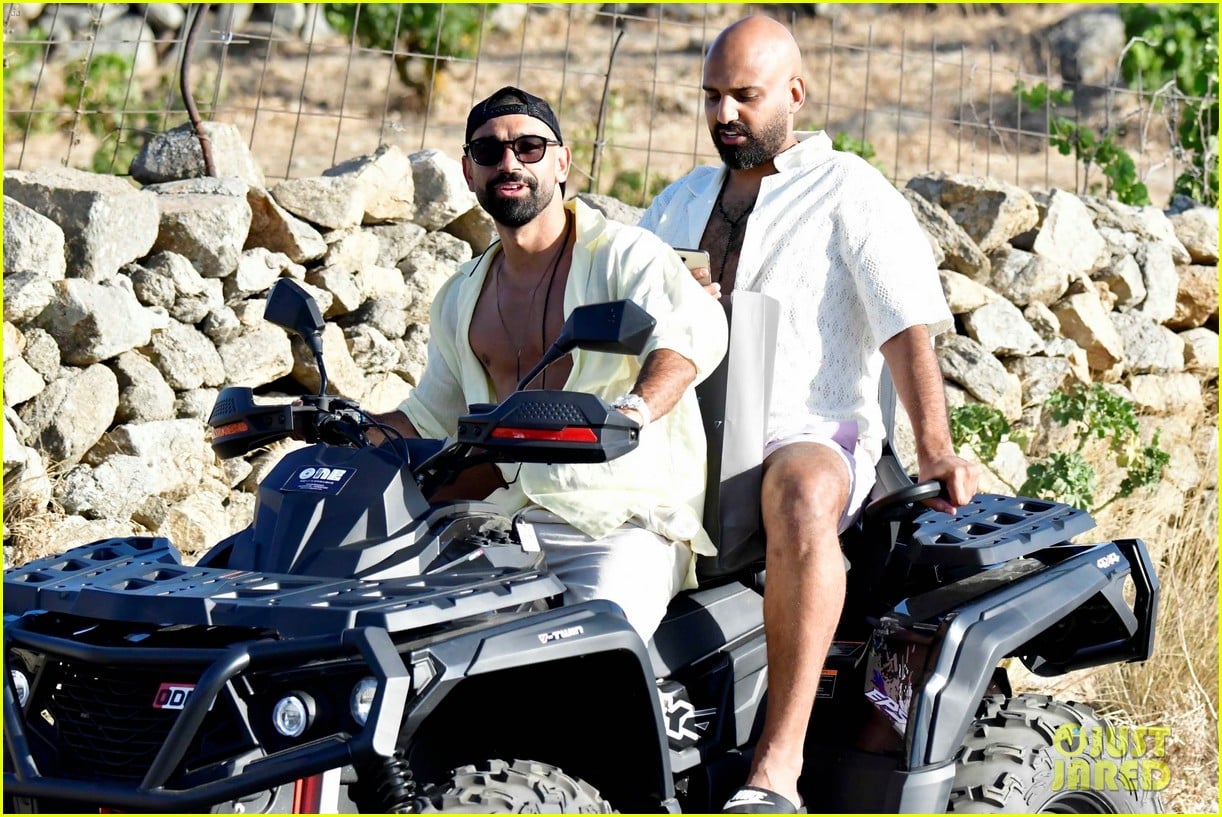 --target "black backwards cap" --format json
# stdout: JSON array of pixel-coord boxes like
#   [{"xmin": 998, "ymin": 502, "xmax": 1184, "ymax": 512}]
[{"xmin": 465, "ymin": 86, "xmax": 563, "ymax": 145}]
